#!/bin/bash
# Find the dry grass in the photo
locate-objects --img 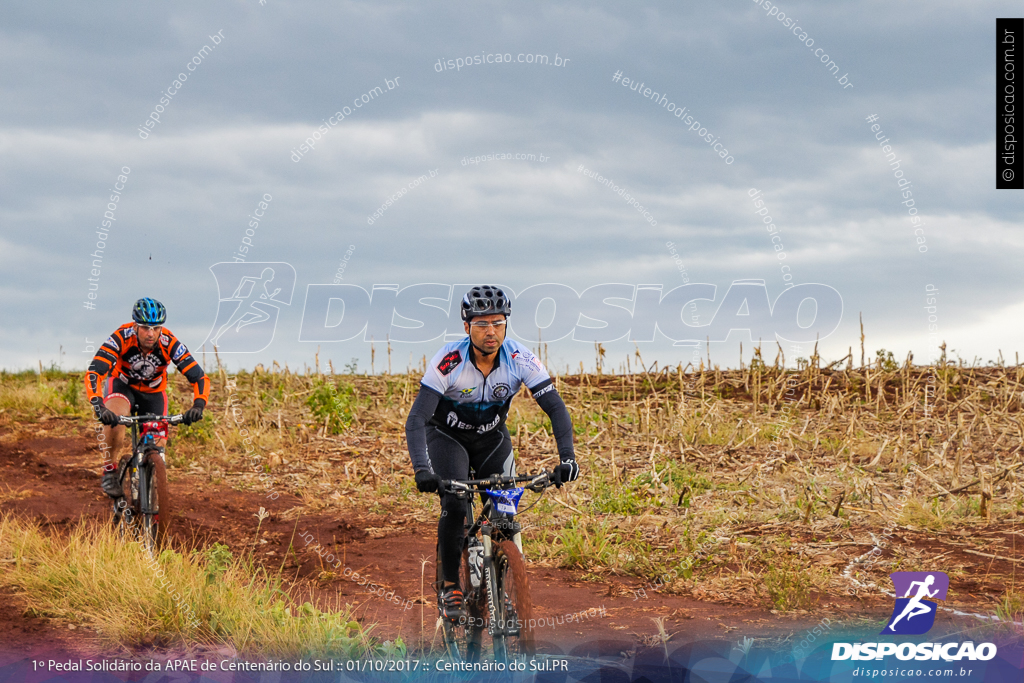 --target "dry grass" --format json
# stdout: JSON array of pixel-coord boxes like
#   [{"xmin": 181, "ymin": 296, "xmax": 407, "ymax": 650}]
[
  {"xmin": 0, "ymin": 515, "xmax": 388, "ymax": 657},
  {"xmin": 3, "ymin": 342, "xmax": 1023, "ymax": 617}
]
